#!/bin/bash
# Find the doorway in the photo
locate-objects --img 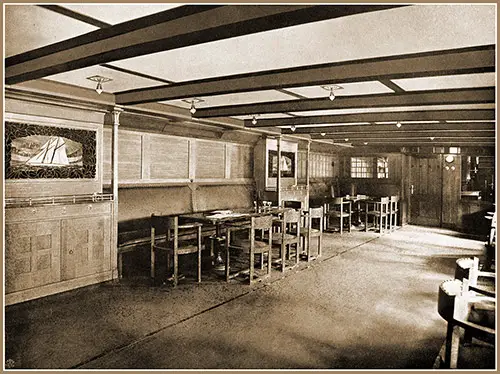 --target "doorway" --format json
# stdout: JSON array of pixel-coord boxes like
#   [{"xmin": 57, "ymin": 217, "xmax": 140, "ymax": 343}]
[{"xmin": 409, "ymin": 155, "xmax": 442, "ymax": 226}]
